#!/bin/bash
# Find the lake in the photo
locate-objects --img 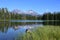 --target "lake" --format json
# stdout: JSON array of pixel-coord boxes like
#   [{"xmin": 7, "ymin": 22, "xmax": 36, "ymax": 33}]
[
  {"xmin": 0, "ymin": 20, "xmax": 60, "ymax": 40},
  {"xmin": 0, "ymin": 20, "xmax": 44, "ymax": 40}
]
